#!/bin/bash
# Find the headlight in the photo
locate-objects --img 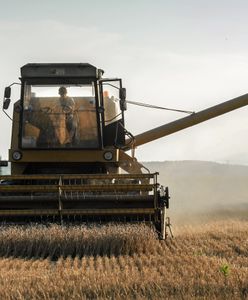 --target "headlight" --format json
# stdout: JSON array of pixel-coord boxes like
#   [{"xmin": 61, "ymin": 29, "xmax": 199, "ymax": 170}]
[
  {"xmin": 12, "ymin": 151, "xmax": 22, "ymax": 161},
  {"xmin": 103, "ymin": 151, "xmax": 113, "ymax": 161}
]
